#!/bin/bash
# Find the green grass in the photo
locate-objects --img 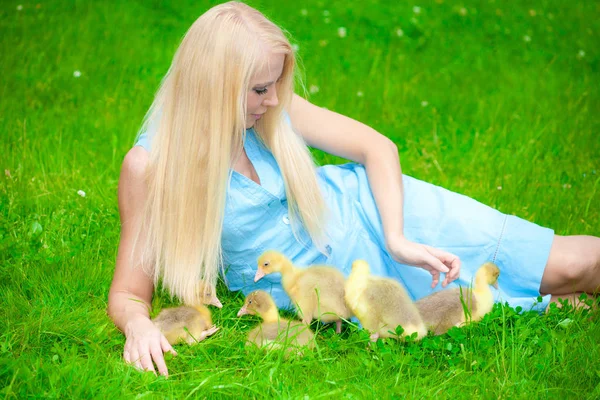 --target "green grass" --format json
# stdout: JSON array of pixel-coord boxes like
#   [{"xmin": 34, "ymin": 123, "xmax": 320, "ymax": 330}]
[{"xmin": 1, "ymin": 0, "xmax": 599, "ymax": 398}]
